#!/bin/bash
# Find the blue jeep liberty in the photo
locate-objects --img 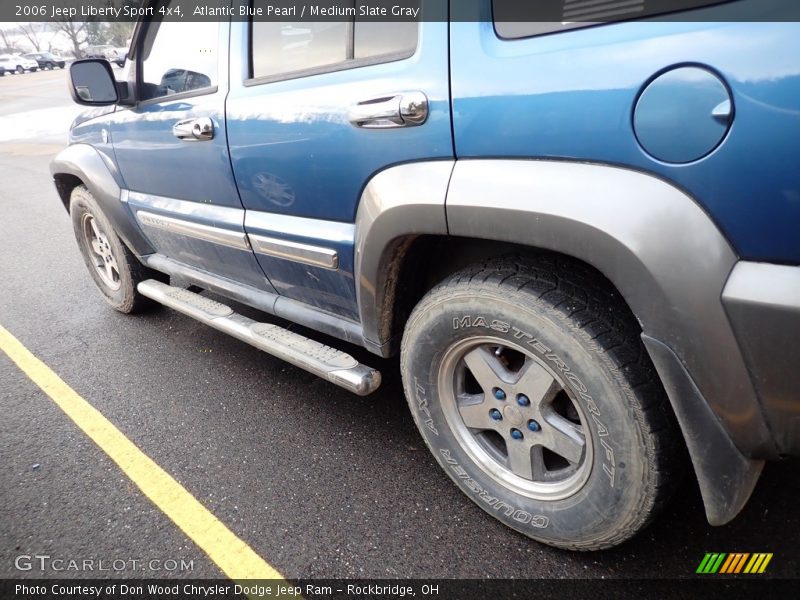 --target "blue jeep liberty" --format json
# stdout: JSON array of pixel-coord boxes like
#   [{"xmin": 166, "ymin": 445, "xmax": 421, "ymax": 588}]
[{"xmin": 51, "ymin": 0, "xmax": 800, "ymax": 549}]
